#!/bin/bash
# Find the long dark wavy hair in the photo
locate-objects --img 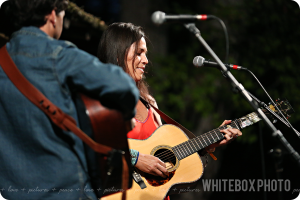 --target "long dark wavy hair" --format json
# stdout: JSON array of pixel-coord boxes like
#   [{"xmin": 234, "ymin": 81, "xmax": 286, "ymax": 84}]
[
  {"xmin": 0, "ymin": 0, "xmax": 68, "ymax": 37},
  {"xmin": 97, "ymin": 22, "xmax": 153, "ymax": 105}
]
